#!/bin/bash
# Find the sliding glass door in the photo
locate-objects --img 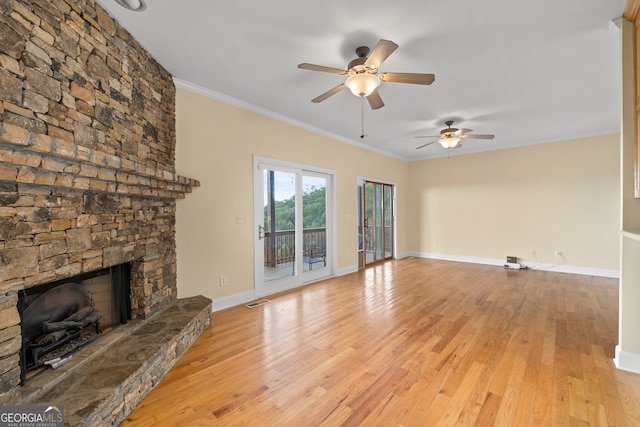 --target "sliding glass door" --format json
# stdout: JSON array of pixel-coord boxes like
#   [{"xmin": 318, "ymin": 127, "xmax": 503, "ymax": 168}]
[
  {"xmin": 254, "ymin": 157, "xmax": 333, "ymax": 296},
  {"xmin": 363, "ymin": 180, "xmax": 394, "ymax": 265}
]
